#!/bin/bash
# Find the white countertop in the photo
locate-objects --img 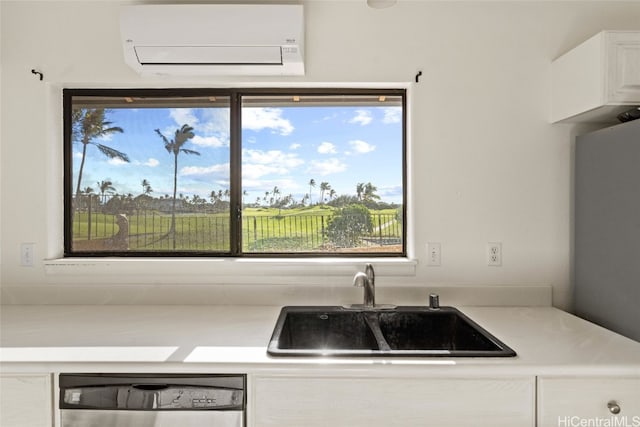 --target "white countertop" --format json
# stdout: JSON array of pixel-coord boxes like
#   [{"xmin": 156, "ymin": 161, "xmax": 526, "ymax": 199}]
[{"xmin": 1, "ymin": 305, "xmax": 639, "ymax": 376}]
